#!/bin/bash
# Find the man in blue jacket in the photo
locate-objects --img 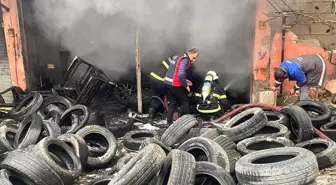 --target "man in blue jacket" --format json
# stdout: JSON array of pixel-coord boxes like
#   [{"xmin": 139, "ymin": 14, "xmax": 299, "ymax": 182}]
[
  {"xmin": 272, "ymin": 54, "xmax": 326, "ymax": 101},
  {"xmin": 164, "ymin": 48, "xmax": 199, "ymax": 124}
]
